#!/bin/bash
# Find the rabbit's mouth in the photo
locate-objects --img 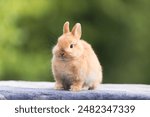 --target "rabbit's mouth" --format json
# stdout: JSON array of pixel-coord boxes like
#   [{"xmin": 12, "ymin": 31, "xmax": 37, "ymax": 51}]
[
  {"xmin": 57, "ymin": 52, "xmax": 70, "ymax": 61},
  {"xmin": 58, "ymin": 56, "xmax": 69, "ymax": 61},
  {"xmin": 55, "ymin": 51, "xmax": 74, "ymax": 61},
  {"xmin": 60, "ymin": 57, "xmax": 66, "ymax": 61}
]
